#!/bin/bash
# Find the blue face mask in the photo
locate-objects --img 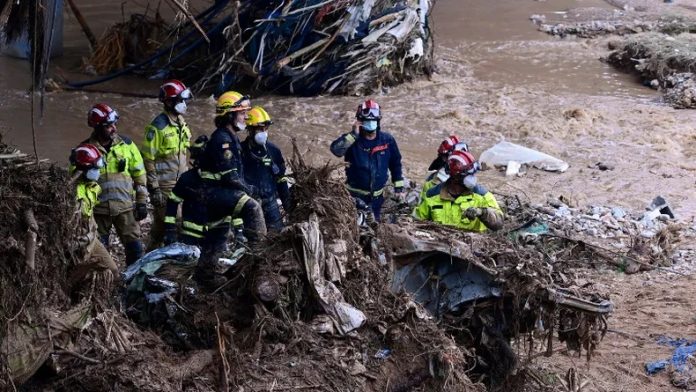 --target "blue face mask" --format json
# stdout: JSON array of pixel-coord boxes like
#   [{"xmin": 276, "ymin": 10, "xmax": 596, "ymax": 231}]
[
  {"xmin": 86, "ymin": 168, "xmax": 101, "ymax": 181},
  {"xmin": 362, "ymin": 120, "xmax": 378, "ymax": 132}
]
